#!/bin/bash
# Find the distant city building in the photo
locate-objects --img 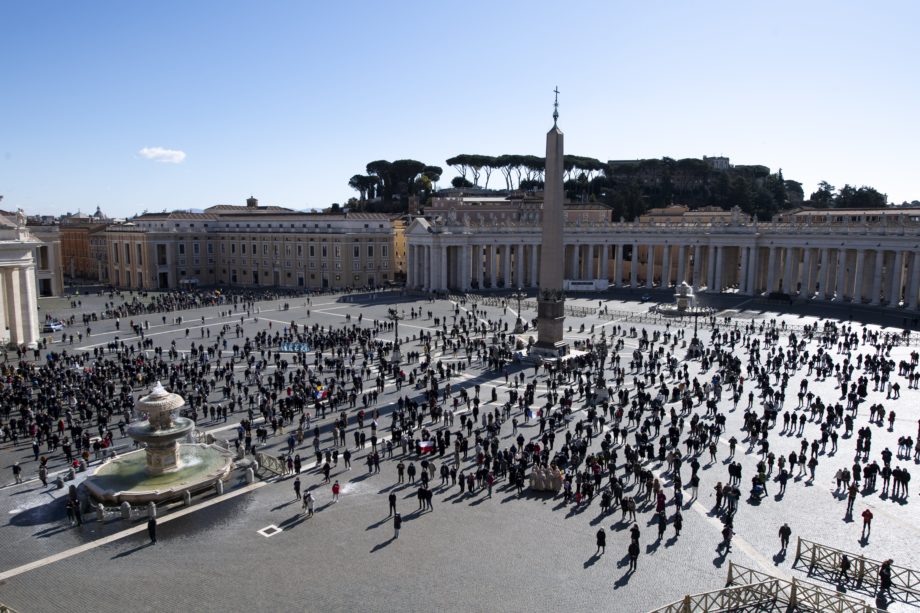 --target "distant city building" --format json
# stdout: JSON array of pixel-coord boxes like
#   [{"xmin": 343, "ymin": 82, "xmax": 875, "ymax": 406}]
[
  {"xmin": 105, "ymin": 198, "xmax": 394, "ymax": 290},
  {"xmin": 703, "ymin": 156, "xmax": 731, "ymax": 171},
  {"xmin": 61, "ymin": 207, "xmax": 111, "ymax": 281}
]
